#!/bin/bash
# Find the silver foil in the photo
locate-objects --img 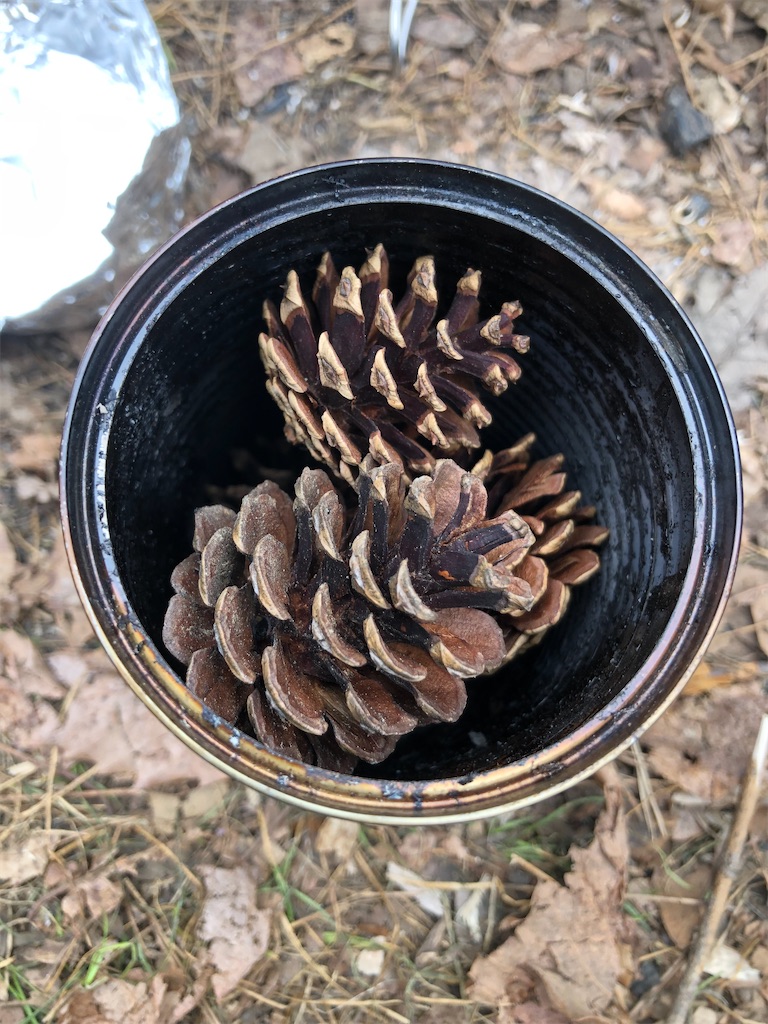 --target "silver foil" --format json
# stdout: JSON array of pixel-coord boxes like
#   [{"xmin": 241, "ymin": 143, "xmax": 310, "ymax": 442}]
[{"xmin": 0, "ymin": 0, "xmax": 190, "ymax": 332}]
